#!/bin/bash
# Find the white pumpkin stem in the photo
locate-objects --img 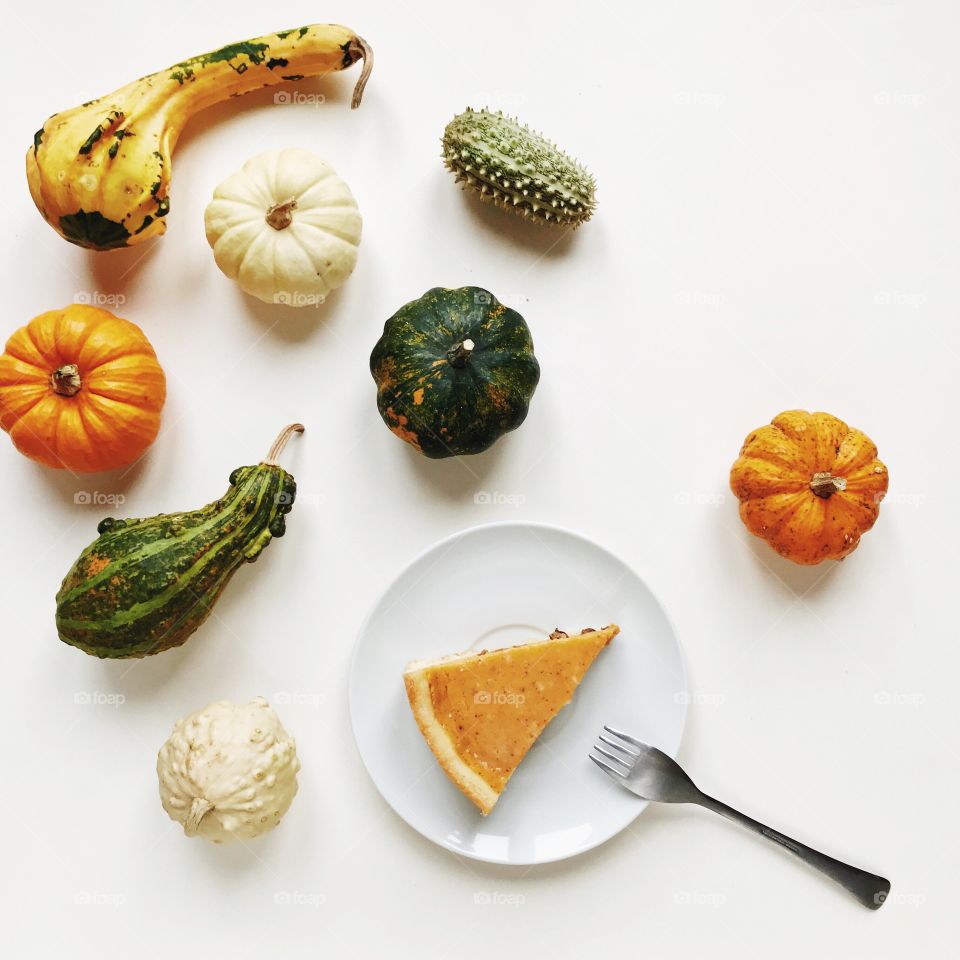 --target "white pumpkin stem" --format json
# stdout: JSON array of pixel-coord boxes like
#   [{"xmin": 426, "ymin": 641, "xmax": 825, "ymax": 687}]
[
  {"xmin": 184, "ymin": 797, "xmax": 214, "ymax": 836},
  {"xmin": 265, "ymin": 198, "xmax": 298, "ymax": 230},
  {"xmin": 262, "ymin": 423, "xmax": 305, "ymax": 466},
  {"xmin": 810, "ymin": 471, "xmax": 846, "ymax": 499},
  {"xmin": 51, "ymin": 363, "xmax": 82, "ymax": 397}
]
